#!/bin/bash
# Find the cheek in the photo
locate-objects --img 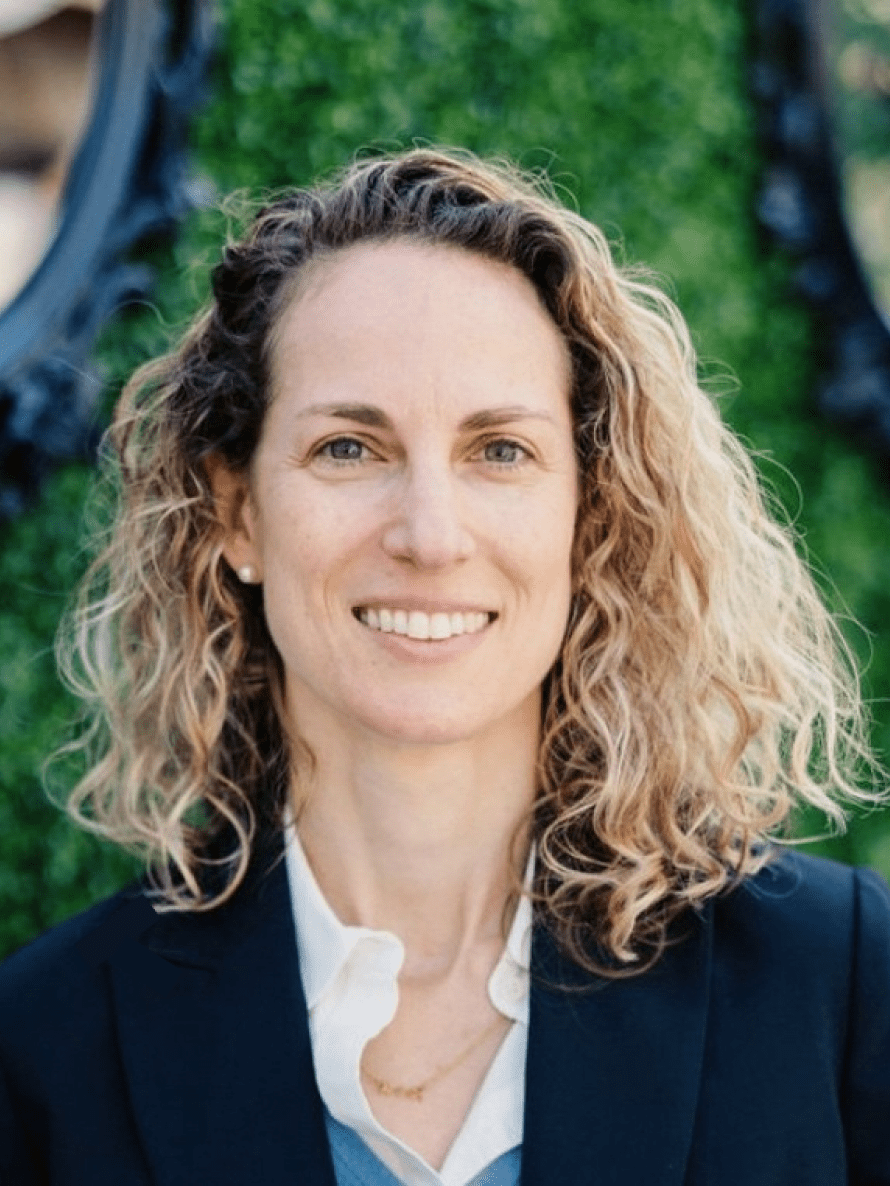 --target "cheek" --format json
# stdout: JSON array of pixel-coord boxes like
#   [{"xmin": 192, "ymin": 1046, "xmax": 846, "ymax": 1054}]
[
  {"xmin": 262, "ymin": 530, "xmax": 330, "ymax": 608},
  {"xmin": 254, "ymin": 478, "xmax": 349, "ymax": 575},
  {"xmin": 526, "ymin": 489, "xmax": 577, "ymax": 585},
  {"xmin": 500, "ymin": 518, "xmax": 574, "ymax": 656},
  {"xmin": 258, "ymin": 507, "xmax": 369, "ymax": 650},
  {"xmin": 528, "ymin": 501, "xmax": 577, "ymax": 647}
]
